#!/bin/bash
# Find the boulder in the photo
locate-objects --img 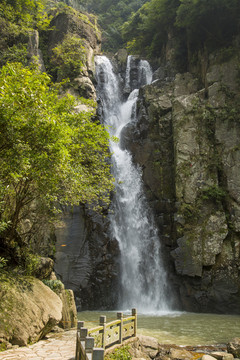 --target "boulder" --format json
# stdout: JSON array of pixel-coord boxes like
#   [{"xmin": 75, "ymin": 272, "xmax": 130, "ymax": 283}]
[
  {"xmin": 35, "ymin": 257, "xmax": 54, "ymax": 279},
  {"xmin": 138, "ymin": 335, "xmax": 159, "ymax": 358},
  {"xmin": 72, "ymin": 76, "xmax": 97, "ymax": 100},
  {"xmin": 202, "ymin": 356, "xmax": 217, "ymax": 360},
  {"xmin": 211, "ymin": 352, "xmax": 234, "ymax": 360},
  {"xmin": 227, "ymin": 338, "xmax": 240, "ymax": 358},
  {"xmin": 0, "ymin": 275, "xmax": 62, "ymax": 346},
  {"xmin": 169, "ymin": 347, "xmax": 194, "ymax": 359},
  {"xmin": 138, "ymin": 335, "xmax": 159, "ymax": 350}
]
